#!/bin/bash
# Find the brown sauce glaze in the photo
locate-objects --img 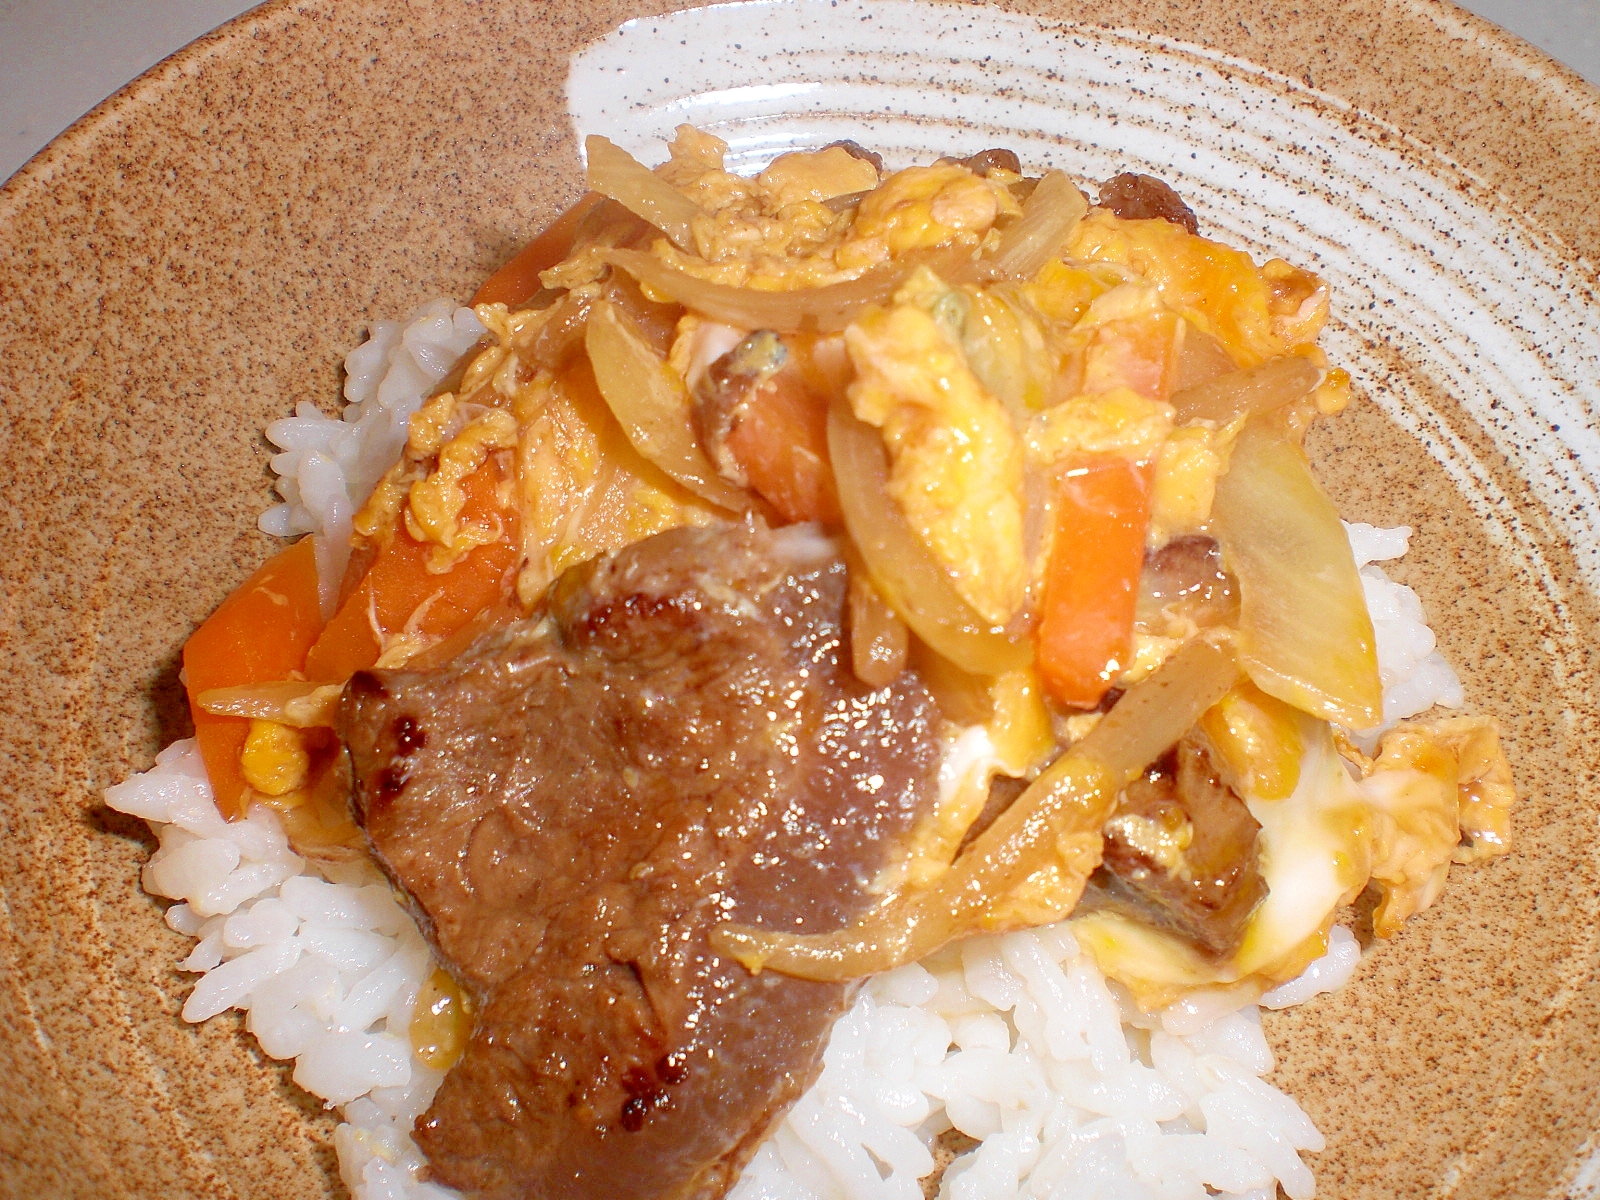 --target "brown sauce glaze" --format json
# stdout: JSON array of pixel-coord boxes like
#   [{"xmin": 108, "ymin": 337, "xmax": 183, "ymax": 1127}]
[{"xmin": 340, "ymin": 523, "xmax": 944, "ymax": 1200}]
